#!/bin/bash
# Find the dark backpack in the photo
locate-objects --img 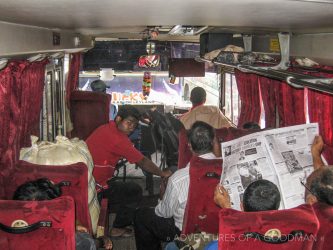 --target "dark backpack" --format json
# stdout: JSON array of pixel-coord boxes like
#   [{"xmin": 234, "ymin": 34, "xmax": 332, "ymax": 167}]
[{"xmin": 148, "ymin": 110, "xmax": 183, "ymax": 168}]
